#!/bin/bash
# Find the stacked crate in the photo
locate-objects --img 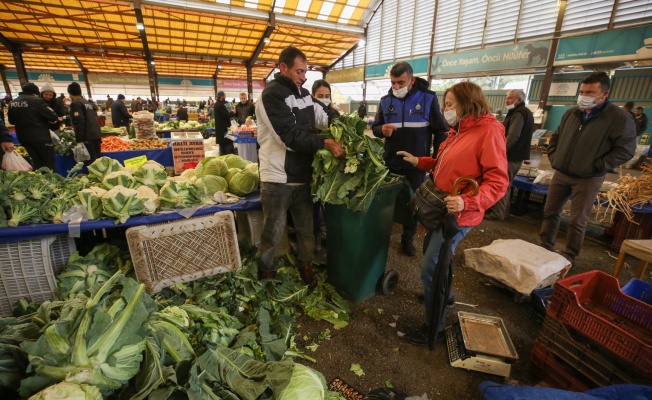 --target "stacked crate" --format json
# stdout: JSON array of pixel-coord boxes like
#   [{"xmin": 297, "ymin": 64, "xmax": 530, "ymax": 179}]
[{"xmin": 530, "ymin": 271, "xmax": 652, "ymax": 391}]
